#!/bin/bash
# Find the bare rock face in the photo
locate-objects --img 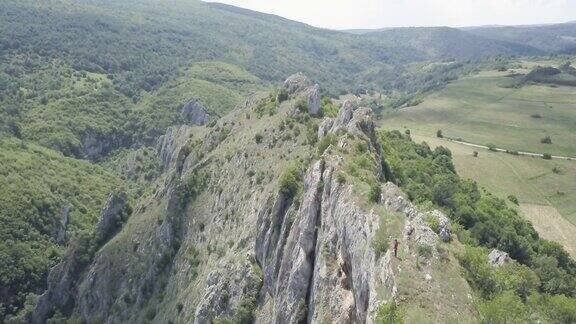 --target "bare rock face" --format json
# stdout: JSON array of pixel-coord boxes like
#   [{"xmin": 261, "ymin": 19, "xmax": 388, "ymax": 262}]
[
  {"xmin": 32, "ymin": 191, "xmax": 129, "ymax": 324},
  {"xmin": 180, "ymin": 99, "xmax": 212, "ymax": 126},
  {"xmin": 381, "ymin": 182, "xmax": 451, "ymax": 250},
  {"xmin": 302, "ymin": 84, "xmax": 321, "ymax": 116},
  {"xmin": 488, "ymin": 249, "xmax": 511, "ymax": 267},
  {"xmin": 77, "ymin": 183, "xmax": 186, "ymax": 322},
  {"xmin": 157, "ymin": 125, "xmax": 192, "ymax": 171},
  {"xmin": 31, "ymin": 238, "xmax": 85, "ymax": 324},
  {"xmin": 194, "ymin": 255, "xmax": 262, "ymax": 323},
  {"xmin": 253, "ymin": 107, "xmax": 402, "ymax": 323},
  {"xmin": 283, "ymin": 72, "xmax": 312, "ymax": 95},
  {"xmin": 282, "ymin": 73, "xmax": 322, "ymax": 116},
  {"xmin": 95, "ymin": 191, "xmax": 131, "ymax": 245},
  {"xmin": 255, "ymin": 156, "xmax": 390, "ymax": 323},
  {"xmin": 54, "ymin": 204, "xmax": 71, "ymax": 244}
]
